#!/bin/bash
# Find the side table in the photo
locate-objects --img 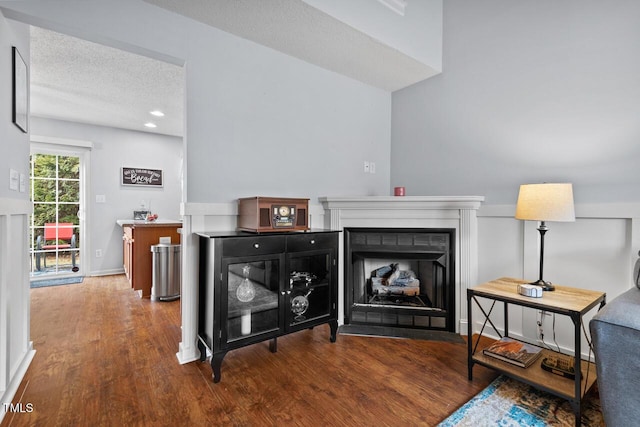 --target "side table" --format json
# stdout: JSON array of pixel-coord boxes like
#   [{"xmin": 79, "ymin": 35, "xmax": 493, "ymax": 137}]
[{"xmin": 467, "ymin": 277, "xmax": 606, "ymax": 427}]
